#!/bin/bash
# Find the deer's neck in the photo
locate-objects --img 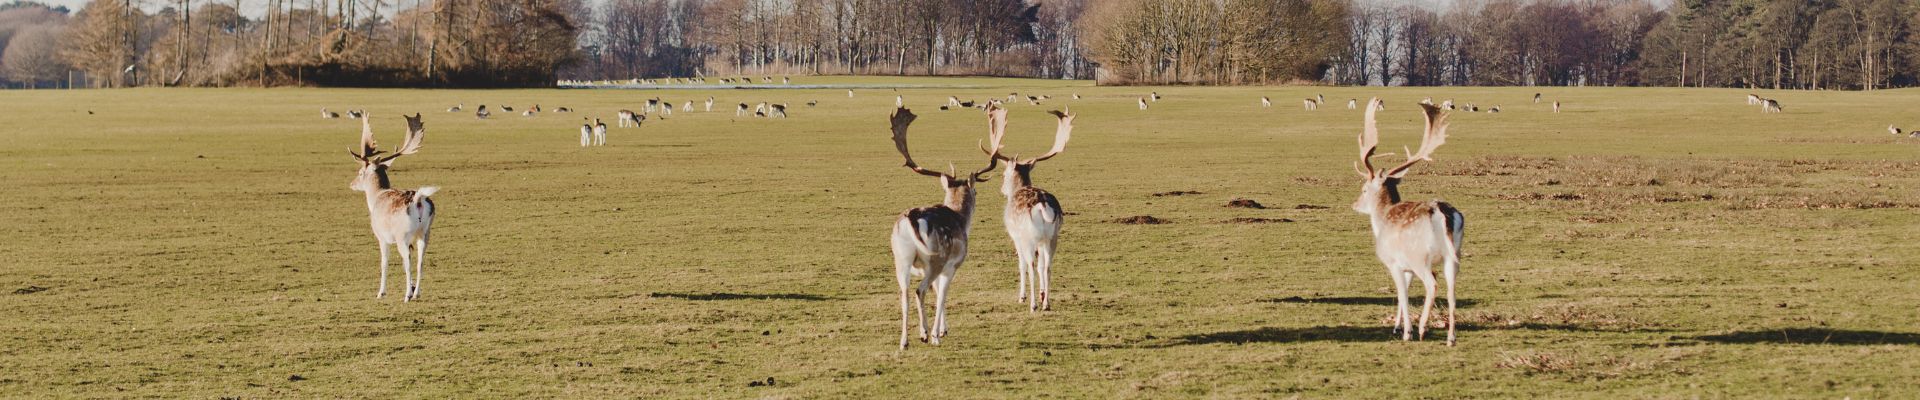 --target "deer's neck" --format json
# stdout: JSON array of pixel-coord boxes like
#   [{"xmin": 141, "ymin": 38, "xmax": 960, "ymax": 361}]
[
  {"xmin": 362, "ymin": 171, "xmax": 395, "ymax": 215},
  {"xmin": 1364, "ymin": 186, "xmax": 1401, "ymax": 238},
  {"xmin": 944, "ymin": 189, "xmax": 975, "ymax": 220}
]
